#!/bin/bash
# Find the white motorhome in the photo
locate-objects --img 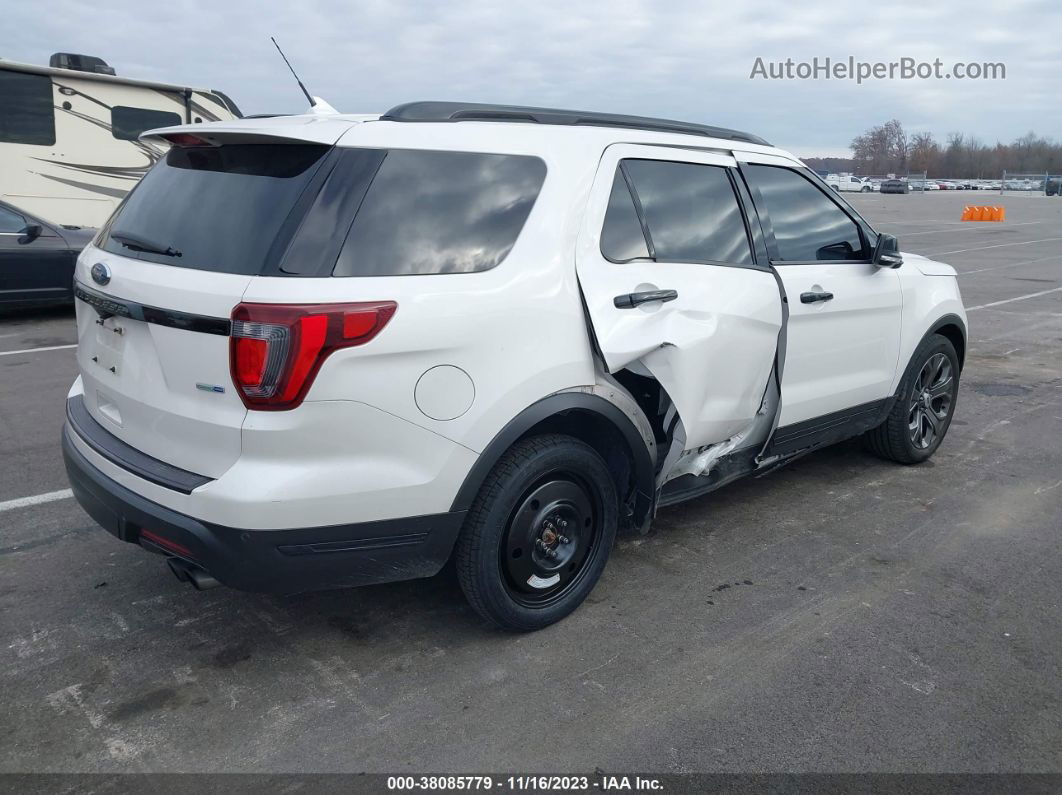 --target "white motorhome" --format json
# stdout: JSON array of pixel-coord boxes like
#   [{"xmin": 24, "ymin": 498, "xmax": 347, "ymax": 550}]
[{"xmin": 0, "ymin": 53, "xmax": 241, "ymax": 228}]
